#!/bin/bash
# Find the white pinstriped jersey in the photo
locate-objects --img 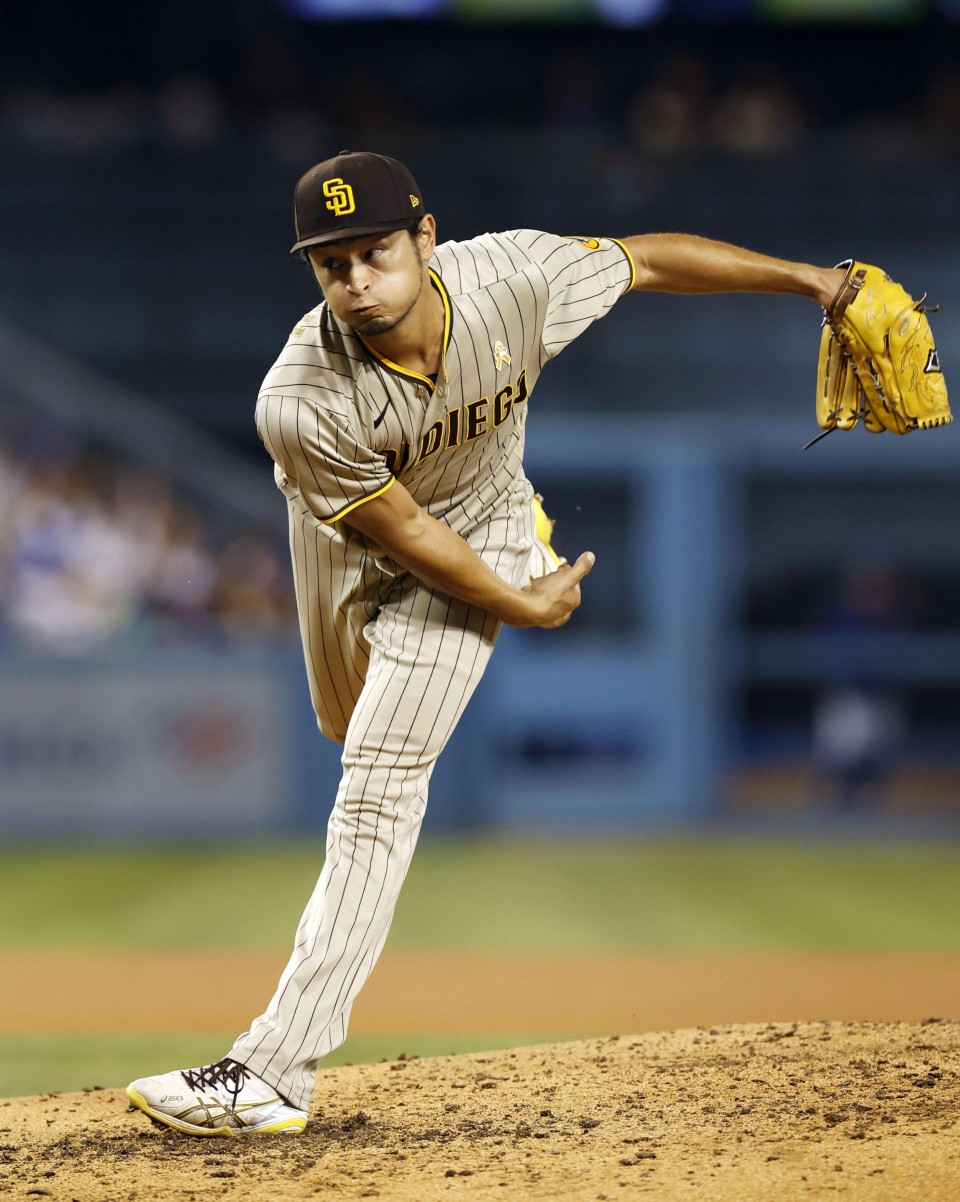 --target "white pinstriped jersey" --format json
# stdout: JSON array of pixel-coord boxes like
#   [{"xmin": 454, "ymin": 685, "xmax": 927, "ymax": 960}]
[
  {"xmin": 256, "ymin": 230, "xmax": 634, "ymax": 539},
  {"xmin": 228, "ymin": 230, "xmax": 634, "ymax": 1106}
]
